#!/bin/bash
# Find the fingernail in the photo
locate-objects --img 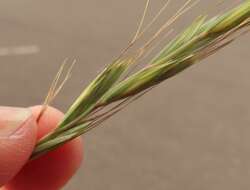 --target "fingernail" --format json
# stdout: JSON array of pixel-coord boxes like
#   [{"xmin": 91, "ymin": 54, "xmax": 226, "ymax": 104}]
[{"xmin": 0, "ymin": 107, "xmax": 32, "ymax": 138}]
